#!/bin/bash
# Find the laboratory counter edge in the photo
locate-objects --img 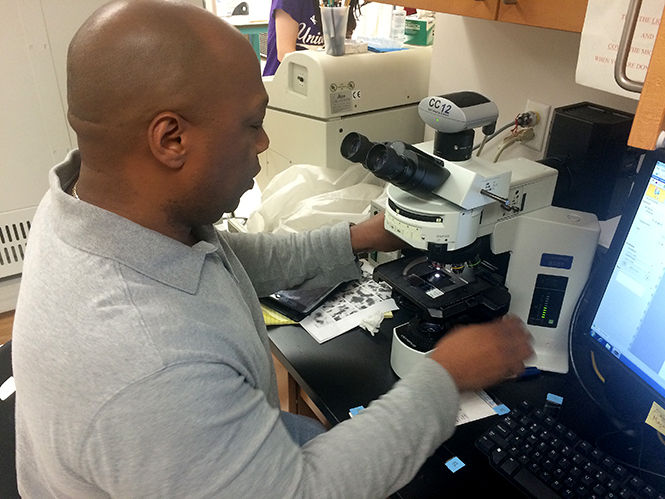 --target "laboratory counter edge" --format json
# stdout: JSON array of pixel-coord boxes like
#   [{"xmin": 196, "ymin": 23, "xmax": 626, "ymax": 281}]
[{"xmin": 267, "ymin": 313, "xmax": 665, "ymax": 498}]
